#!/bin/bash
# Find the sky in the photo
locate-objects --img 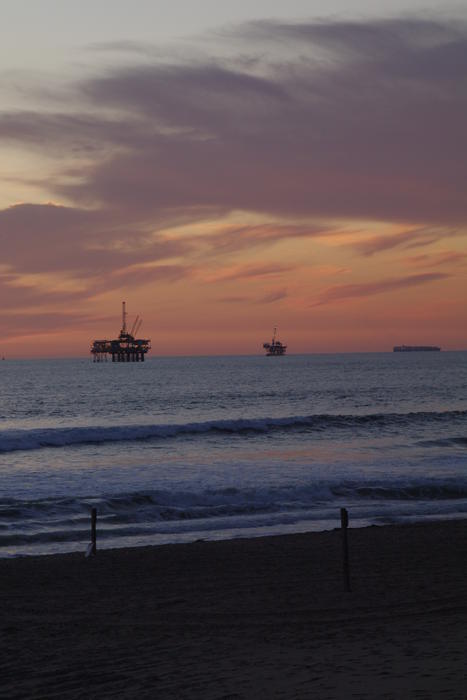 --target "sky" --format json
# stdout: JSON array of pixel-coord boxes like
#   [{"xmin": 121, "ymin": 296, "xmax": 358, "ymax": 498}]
[{"xmin": 1, "ymin": 1, "xmax": 466, "ymax": 356}]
